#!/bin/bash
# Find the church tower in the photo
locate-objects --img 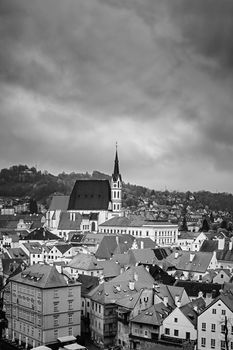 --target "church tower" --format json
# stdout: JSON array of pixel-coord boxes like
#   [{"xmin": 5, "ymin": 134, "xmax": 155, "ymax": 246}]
[{"xmin": 111, "ymin": 145, "xmax": 122, "ymax": 214}]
